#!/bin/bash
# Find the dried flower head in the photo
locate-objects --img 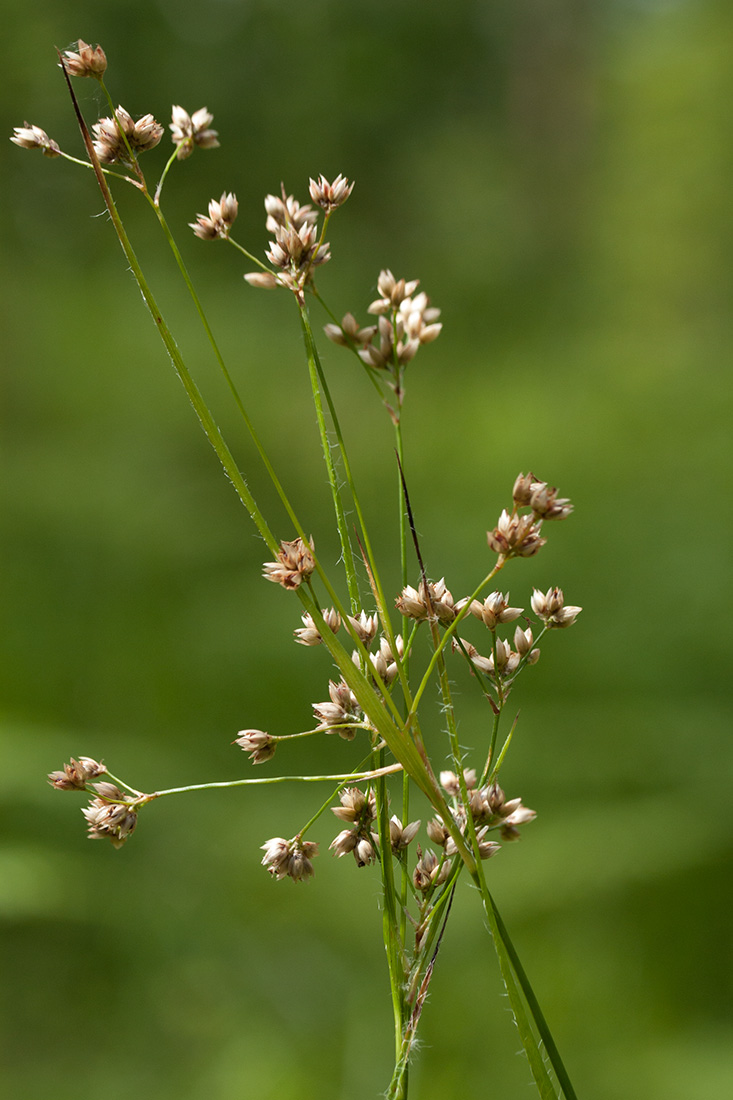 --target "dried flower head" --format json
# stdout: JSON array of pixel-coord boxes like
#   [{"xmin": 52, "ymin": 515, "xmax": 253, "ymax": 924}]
[
  {"xmin": 60, "ymin": 40, "xmax": 107, "ymax": 78},
  {"xmin": 358, "ymin": 273, "xmax": 442, "ymax": 378},
  {"xmin": 308, "ymin": 173, "xmax": 354, "ymax": 211},
  {"xmin": 531, "ymin": 587, "xmax": 582, "ymax": 628},
  {"xmin": 170, "ymin": 106, "xmax": 219, "ymax": 160},
  {"xmin": 487, "ymin": 509, "xmax": 546, "ymax": 560},
  {"xmin": 294, "ymin": 607, "xmax": 341, "ymax": 646},
  {"xmin": 395, "ymin": 578, "xmax": 456, "ymax": 625},
  {"xmin": 233, "ymin": 728, "xmax": 276, "ymax": 764},
  {"xmin": 346, "ymin": 610, "xmax": 379, "ymax": 647},
  {"xmin": 262, "ymin": 537, "xmax": 315, "ymax": 589},
  {"xmin": 413, "ymin": 847, "xmax": 451, "ymax": 891},
  {"xmin": 190, "ymin": 192, "xmax": 239, "ymax": 240},
  {"xmin": 331, "ymin": 786, "xmax": 376, "ymax": 825},
  {"xmin": 363, "ymin": 634, "xmax": 403, "ymax": 685},
  {"xmin": 92, "ymin": 106, "xmax": 163, "ymax": 164},
  {"xmin": 464, "ymin": 591, "xmax": 523, "ymax": 630},
  {"xmin": 261, "ymin": 836, "xmax": 318, "ymax": 881},
  {"xmin": 389, "ymin": 815, "xmax": 421, "ymax": 853},
  {"xmin": 81, "ymin": 784, "xmax": 138, "ymax": 848},
  {"xmin": 323, "ymin": 312, "xmax": 378, "ymax": 348},
  {"xmin": 439, "ymin": 769, "xmax": 477, "ymax": 797},
  {"xmin": 313, "ymin": 679, "xmax": 363, "ymax": 738},
  {"xmin": 48, "ymin": 756, "xmax": 106, "ymax": 791},
  {"xmin": 10, "ymin": 123, "xmax": 60, "ymax": 158}
]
